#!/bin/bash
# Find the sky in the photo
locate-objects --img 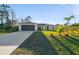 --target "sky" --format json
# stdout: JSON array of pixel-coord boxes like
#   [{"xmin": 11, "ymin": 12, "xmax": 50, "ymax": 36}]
[{"xmin": 9, "ymin": 4, "xmax": 79, "ymax": 25}]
